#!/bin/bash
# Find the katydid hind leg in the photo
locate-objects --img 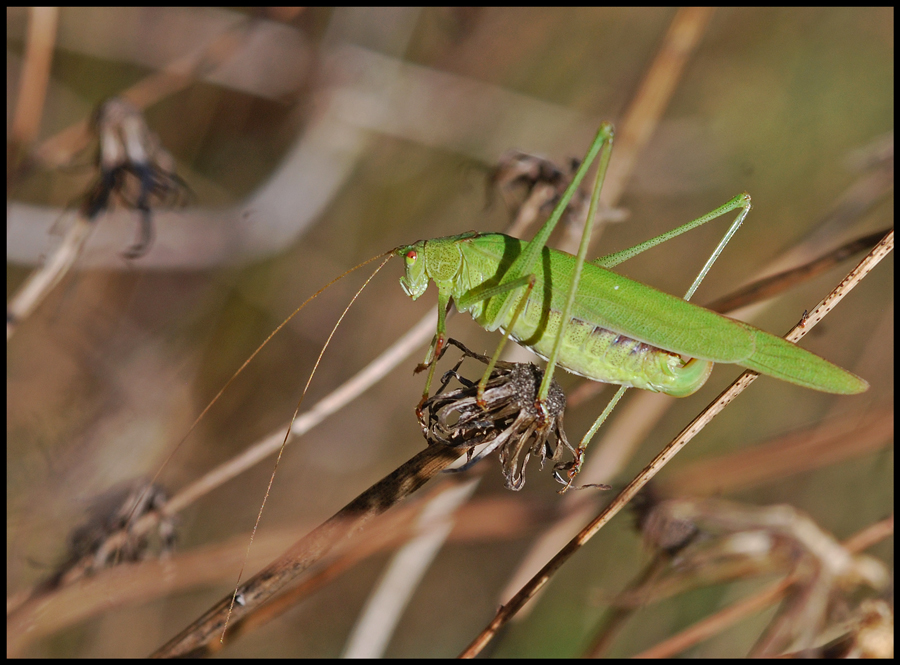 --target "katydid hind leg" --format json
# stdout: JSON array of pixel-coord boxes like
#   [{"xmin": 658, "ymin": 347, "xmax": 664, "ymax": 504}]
[
  {"xmin": 475, "ymin": 124, "xmax": 615, "ymax": 412},
  {"xmin": 536, "ymin": 123, "xmax": 615, "ymax": 405},
  {"xmin": 593, "ymin": 193, "xmax": 752, "ymax": 277},
  {"xmin": 564, "ymin": 194, "xmax": 753, "ymax": 489}
]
